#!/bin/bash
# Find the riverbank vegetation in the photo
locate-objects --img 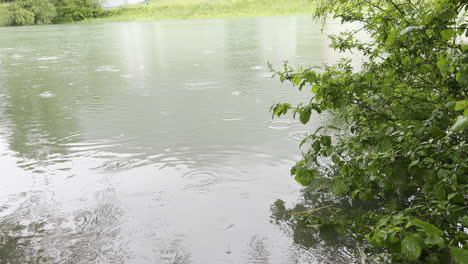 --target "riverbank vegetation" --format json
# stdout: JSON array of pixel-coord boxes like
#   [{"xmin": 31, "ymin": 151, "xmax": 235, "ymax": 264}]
[
  {"xmin": 0, "ymin": 0, "xmax": 104, "ymax": 26},
  {"xmin": 85, "ymin": 0, "xmax": 315, "ymax": 23},
  {"xmin": 271, "ymin": 0, "xmax": 467, "ymax": 262},
  {"xmin": 0, "ymin": 0, "xmax": 315, "ymax": 26}
]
